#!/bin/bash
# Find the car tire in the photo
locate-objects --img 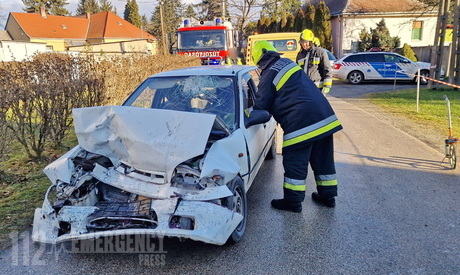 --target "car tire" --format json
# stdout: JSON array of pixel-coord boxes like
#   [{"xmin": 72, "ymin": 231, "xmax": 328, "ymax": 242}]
[
  {"xmin": 415, "ymin": 70, "xmax": 429, "ymax": 85},
  {"xmin": 225, "ymin": 176, "xmax": 247, "ymax": 244},
  {"xmin": 347, "ymin": 71, "xmax": 364, "ymax": 84},
  {"xmin": 265, "ymin": 137, "xmax": 276, "ymax": 160}
]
